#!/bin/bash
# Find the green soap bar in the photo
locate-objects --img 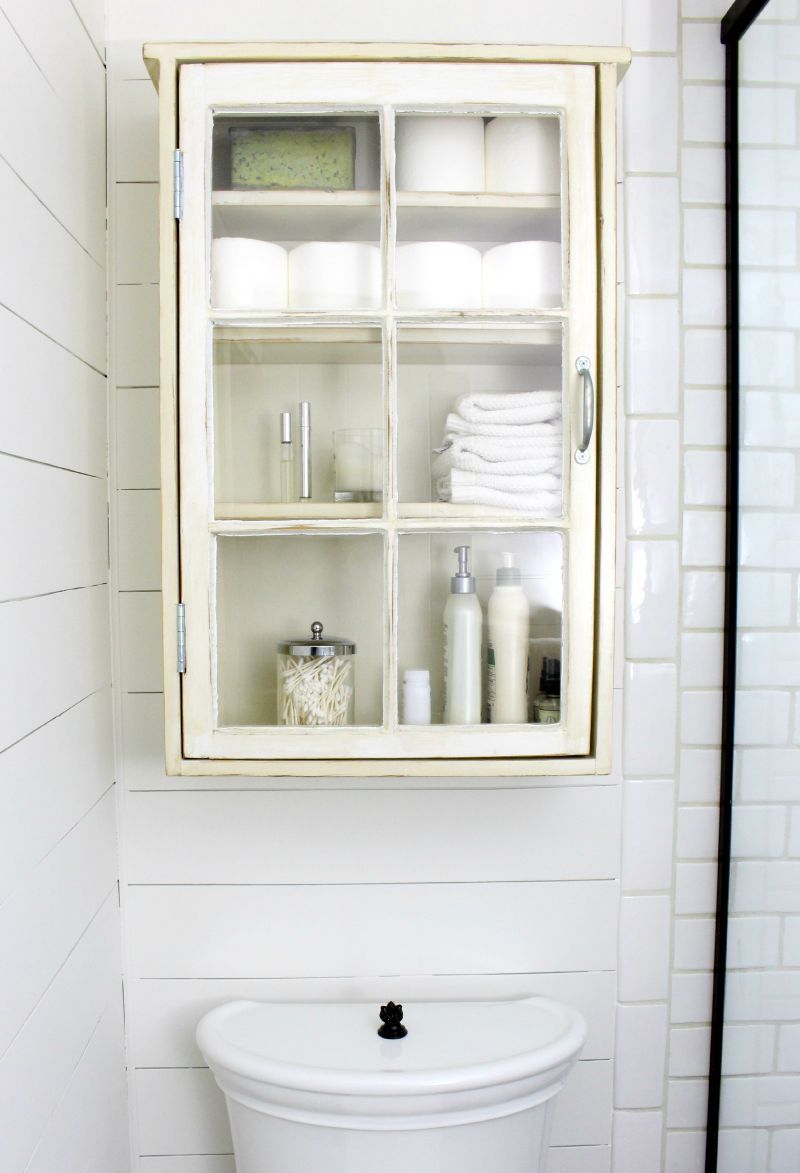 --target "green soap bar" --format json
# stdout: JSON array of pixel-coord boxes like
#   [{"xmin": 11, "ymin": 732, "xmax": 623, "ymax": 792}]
[{"xmin": 230, "ymin": 126, "xmax": 356, "ymax": 190}]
